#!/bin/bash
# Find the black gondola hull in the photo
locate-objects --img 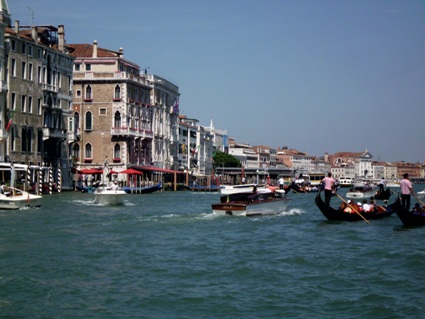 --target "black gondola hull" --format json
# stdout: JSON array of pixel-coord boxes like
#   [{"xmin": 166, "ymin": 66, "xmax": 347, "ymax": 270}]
[
  {"xmin": 315, "ymin": 191, "xmax": 395, "ymax": 221},
  {"xmin": 394, "ymin": 197, "xmax": 425, "ymax": 226}
]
